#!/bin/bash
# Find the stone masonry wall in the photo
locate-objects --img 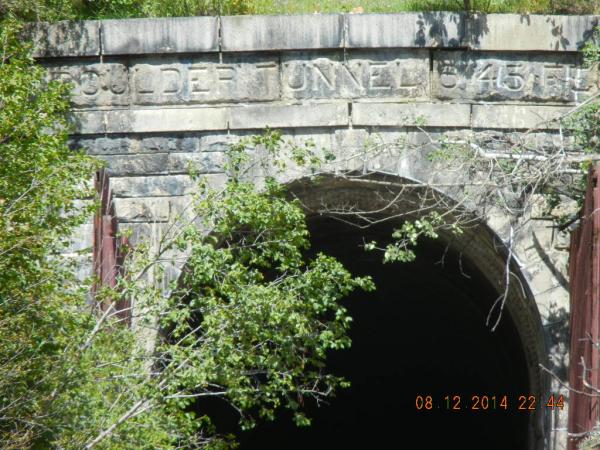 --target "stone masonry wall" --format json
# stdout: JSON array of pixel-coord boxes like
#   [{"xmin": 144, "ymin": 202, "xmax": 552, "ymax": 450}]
[{"xmin": 31, "ymin": 13, "xmax": 600, "ymax": 449}]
